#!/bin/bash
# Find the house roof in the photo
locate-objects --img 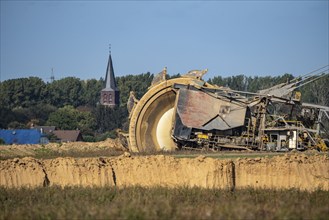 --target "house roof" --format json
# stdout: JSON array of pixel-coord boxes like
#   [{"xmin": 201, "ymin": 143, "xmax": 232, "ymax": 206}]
[
  {"xmin": 34, "ymin": 126, "xmax": 56, "ymax": 134},
  {"xmin": 0, "ymin": 129, "xmax": 43, "ymax": 144},
  {"xmin": 53, "ymin": 130, "xmax": 82, "ymax": 142}
]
